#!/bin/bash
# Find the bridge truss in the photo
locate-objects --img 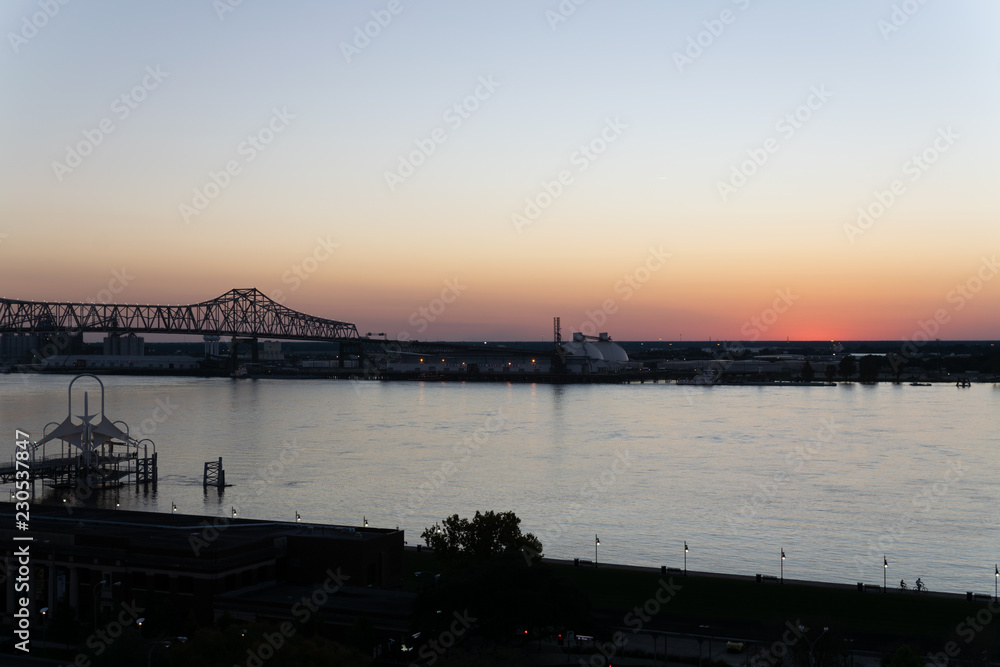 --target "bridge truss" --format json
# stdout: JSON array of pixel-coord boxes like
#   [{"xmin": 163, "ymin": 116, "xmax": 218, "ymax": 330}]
[{"xmin": 0, "ymin": 288, "xmax": 360, "ymax": 341}]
